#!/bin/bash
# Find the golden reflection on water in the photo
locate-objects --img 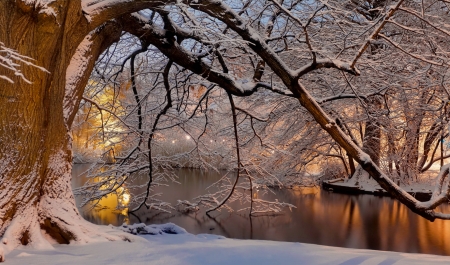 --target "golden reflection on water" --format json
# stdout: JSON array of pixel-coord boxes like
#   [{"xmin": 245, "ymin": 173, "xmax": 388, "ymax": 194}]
[
  {"xmin": 417, "ymin": 214, "xmax": 450, "ymax": 254},
  {"xmin": 72, "ymin": 165, "xmax": 450, "ymax": 255},
  {"xmin": 83, "ymin": 191, "xmax": 129, "ymax": 225},
  {"xmin": 73, "ymin": 174, "xmax": 131, "ymax": 226},
  {"xmin": 308, "ymin": 191, "xmax": 450, "ymax": 255},
  {"xmin": 116, "ymin": 186, "xmax": 130, "ymax": 208}
]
